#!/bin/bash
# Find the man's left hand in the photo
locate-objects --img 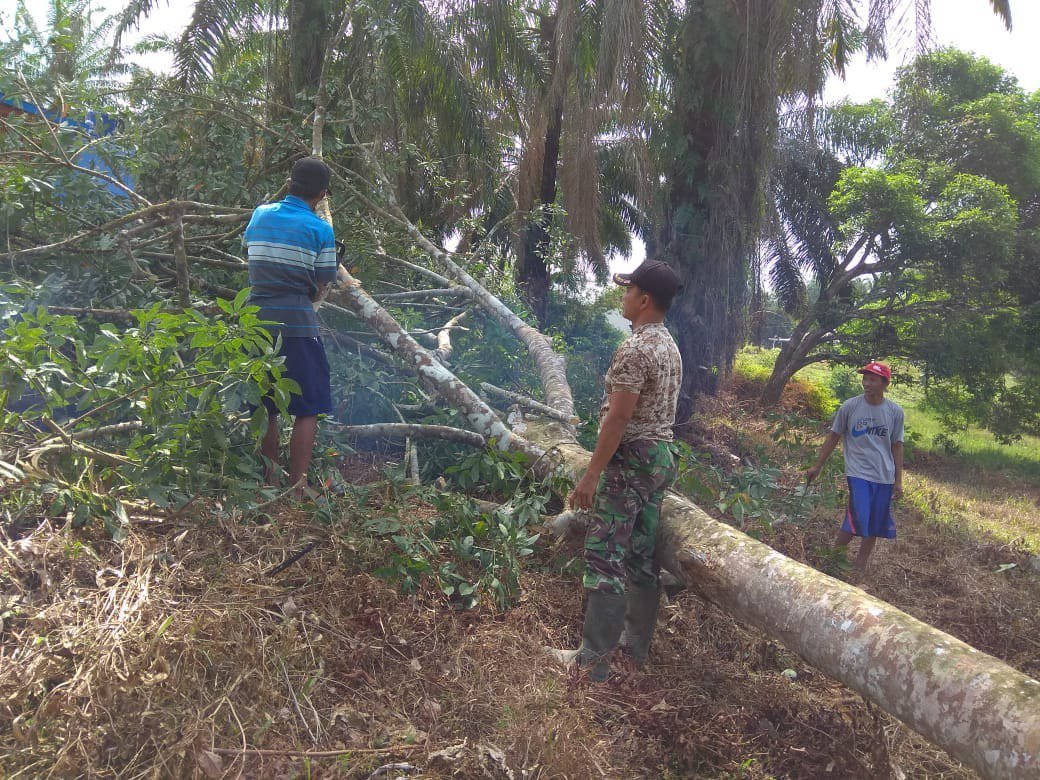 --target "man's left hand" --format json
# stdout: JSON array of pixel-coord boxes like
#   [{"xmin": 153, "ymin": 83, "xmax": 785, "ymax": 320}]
[
  {"xmin": 893, "ymin": 480, "xmax": 904, "ymax": 500},
  {"xmin": 569, "ymin": 471, "xmax": 600, "ymax": 511}
]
